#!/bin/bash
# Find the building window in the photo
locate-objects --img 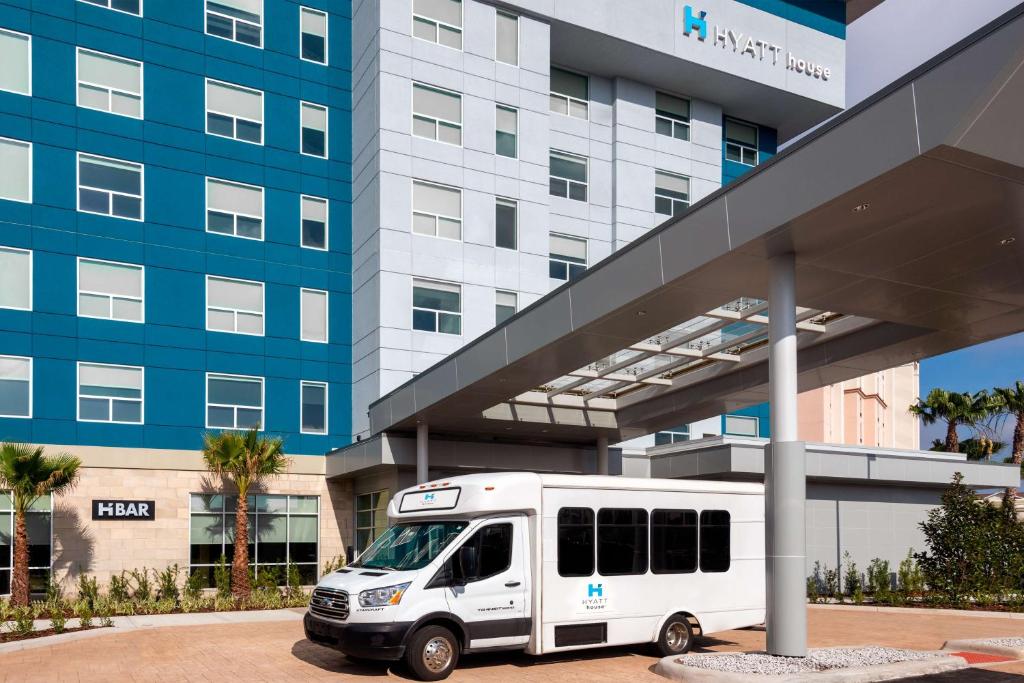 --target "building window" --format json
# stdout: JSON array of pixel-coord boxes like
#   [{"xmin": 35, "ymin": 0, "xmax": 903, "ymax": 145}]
[
  {"xmin": 412, "ymin": 0, "xmax": 462, "ymax": 49},
  {"xmin": 495, "ymin": 290, "xmax": 516, "ymax": 325},
  {"xmin": 549, "ymin": 233, "xmax": 587, "ymax": 281},
  {"xmin": 0, "ymin": 137, "xmax": 31, "ymax": 203},
  {"xmin": 207, "ymin": 177, "xmax": 263, "ymax": 240},
  {"xmin": 78, "ymin": 258, "xmax": 144, "ymax": 322},
  {"xmin": 495, "ymin": 11, "xmax": 518, "ymax": 66},
  {"xmin": 0, "ymin": 356, "xmax": 31, "ymax": 419},
  {"xmin": 76, "ymin": 48, "xmax": 142, "ymax": 119},
  {"xmin": 412, "ymin": 83, "xmax": 461, "ymax": 145},
  {"xmin": 495, "ymin": 197, "xmax": 516, "ymax": 250},
  {"xmin": 301, "ymin": 195, "xmax": 328, "ymax": 250},
  {"xmin": 412, "ymin": 279, "xmax": 461, "ymax": 335},
  {"xmin": 655, "ymin": 92, "xmax": 690, "ymax": 141},
  {"xmin": 654, "ymin": 425, "xmax": 689, "ymax": 446},
  {"xmin": 78, "ymin": 362, "xmax": 143, "ymax": 424},
  {"xmin": 699, "ymin": 510, "xmax": 731, "ymax": 573},
  {"xmin": 724, "ymin": 414, "xmax": 758, "ymax": 437},
  {"xmin": 79, "ymin": 0, "xmax": 141, "ymax": 15},
  {"xmin": 206, "ymin": 0, "xmax": 262, "ymax": 48},
  {"xmin": 300, "ymin": 102, "xmax": 328, "ymax": 157},
  {"xmin": 412, "ymin": 180, "xmax": 461, "ymax": 240},
  {"xmin": 0, "ymin": 492, "xmax": 51, "ymax": 596},
  {"xmin": 300, "ymin": 381, "xmax": 327, "ymax": 434},
  {"xmin": 206, "ymin": 373, "xmax": 263, "ymax": 429},
  {"xmin": 0, "ymin": 29, "xmax": 30, "ymax": 96},
  {"xmin": 597, "ymin": 508, "xmax": 648, "ymax": 576},
  {"xmin": 189, "ymin": 493, "xmax": 319, "ymax": 587},
  {"xmin": 0, "ymin": 247, "xmax": 30, "ymax": 311},
  {"xmin": 300, "ymin": 288, "xmax": 328, "ymax": 343},
  {"xmin": 206, "ymin": 79, "xmax": 263, "ymax": 144},
  {"xmin": 655, "ymin": 170, "xmax": 690, "ymax": 217},
  {"xmin": 300, "ymin": 6, "xmax": 328, "ymax": 64},
  {"xmin": 495, "ymin": 104, "xmax": 517, "ymax": 158},
  {"xmin": 725, "ymin": 118, "xmax": 758, "ymax": 166},
  {"xmin": 207, "ymin": 276, "xmax": 264, "ymax": 335},
  {"xmin": 355, "ymin": 490, "xmax": 389, "ymax": 553},
  {"xmin": 557, "ymin": 507, "xmax": 594, "ymax": 577},
  {"xmin": 549, "ymin": 150, "xmax": 587, "ymax": 201},
  {"xmin": 77, "ymin": 153, "xmax": 143, "ymax": 220},
  {"xmin": 550, "ymin": 67, "xmax": 587, "ymax": 119},
  {"xmin": 650, "ymin": 509, "xmax": 697, "ymax": 574}
]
